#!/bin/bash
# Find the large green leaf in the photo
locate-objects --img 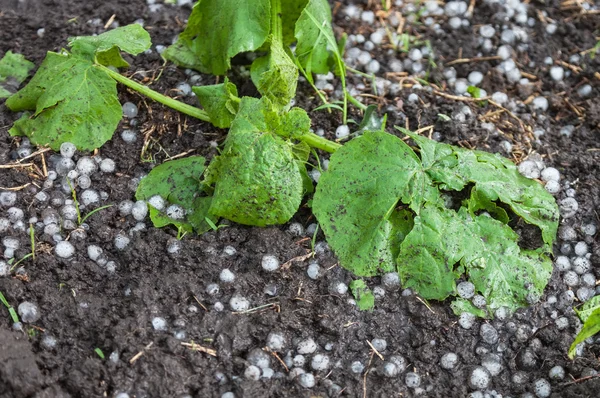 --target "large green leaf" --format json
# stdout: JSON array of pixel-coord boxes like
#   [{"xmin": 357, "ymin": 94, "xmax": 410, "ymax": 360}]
[
  {"xmin": 6, "ymin": 52, "xmax": 121, "ymax": 151},
  {"xmin": 569, "ymin": 307, "xmax": 600, "ymax": 359},
  {"xmin": 205, "ymin": 97, "xmax": 304, "ymax": 226},
  {"xmin": 0, "ymin": 51, "xmax": 34, "ymax": 98},
  {"xmin": 164, "ymin": 0, "xmax": 270, "ymax": 75},
  {"xmin": 294, "ymin": 0, "xmax": 336, "ymax": 75},
  {"xmin": 136, "ymin": 156, "xmax": 214, "ymax": 233},
  {"xmin": 281, "ymin": 0, "xmax": 309, "ymax": 45},
  {"xmin": 192, "ymin": 78, "xmax": 240, "ymax": 128},
  {"xmin": 314, "ymin": 130, "xmax": 559, "ymax": 316}
]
